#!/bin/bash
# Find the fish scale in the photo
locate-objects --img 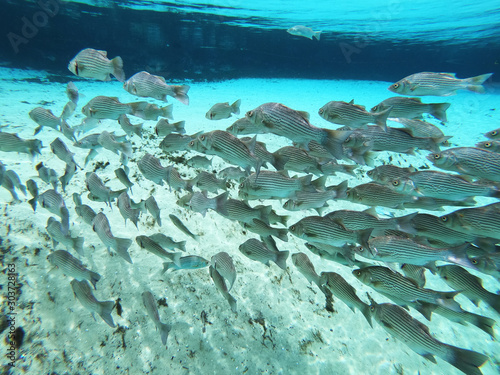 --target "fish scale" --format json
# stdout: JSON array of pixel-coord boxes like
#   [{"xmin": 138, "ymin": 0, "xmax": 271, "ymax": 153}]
[
  {"xmin": 211, "ymin": 252, "xmax": 236, "ymax": 291},
  {"xmin": 441, "ymin": 202, "xmax": 500, "ymax": 238},
  {"xmin": 48, "ymin": 250, "xmax": 100, "ymax": 289},
  {"xmin": 138, "ymin": 153, "xmax": 168, "ymax": 185}
]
